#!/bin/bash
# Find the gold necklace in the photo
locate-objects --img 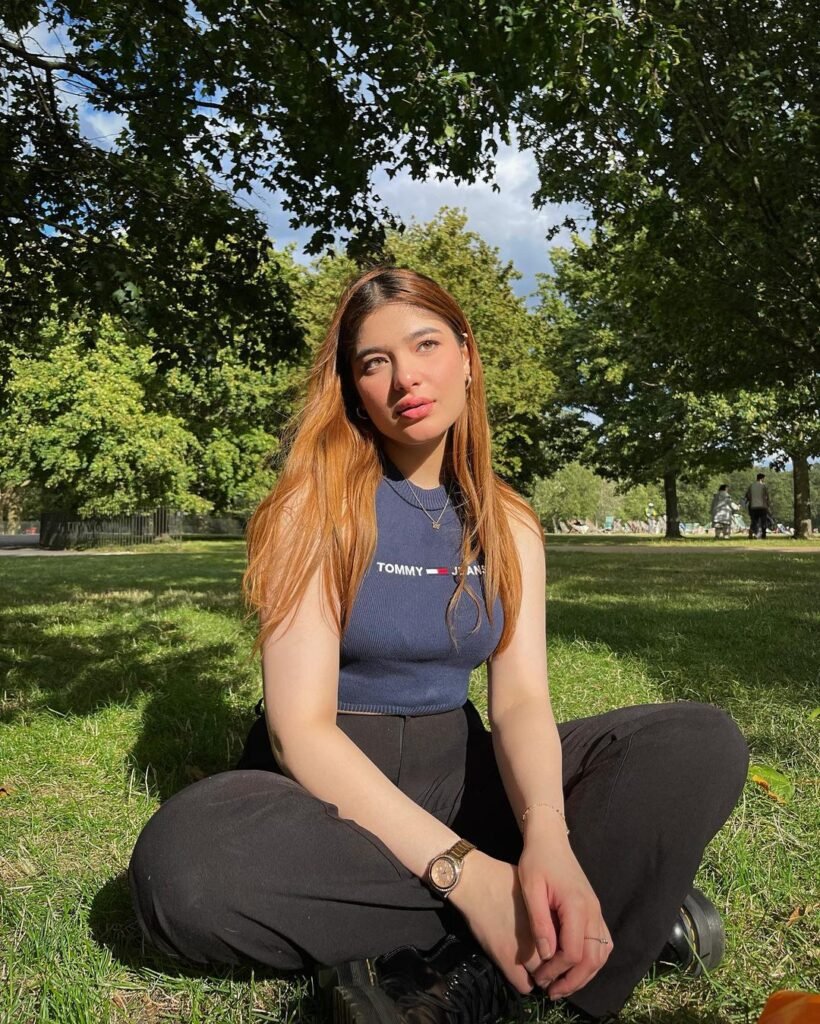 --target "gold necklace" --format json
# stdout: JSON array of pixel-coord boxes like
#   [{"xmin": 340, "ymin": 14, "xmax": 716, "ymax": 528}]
[{"xmin": 402, "ymin": 477, "xmax": 454, "ymax": 530}]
